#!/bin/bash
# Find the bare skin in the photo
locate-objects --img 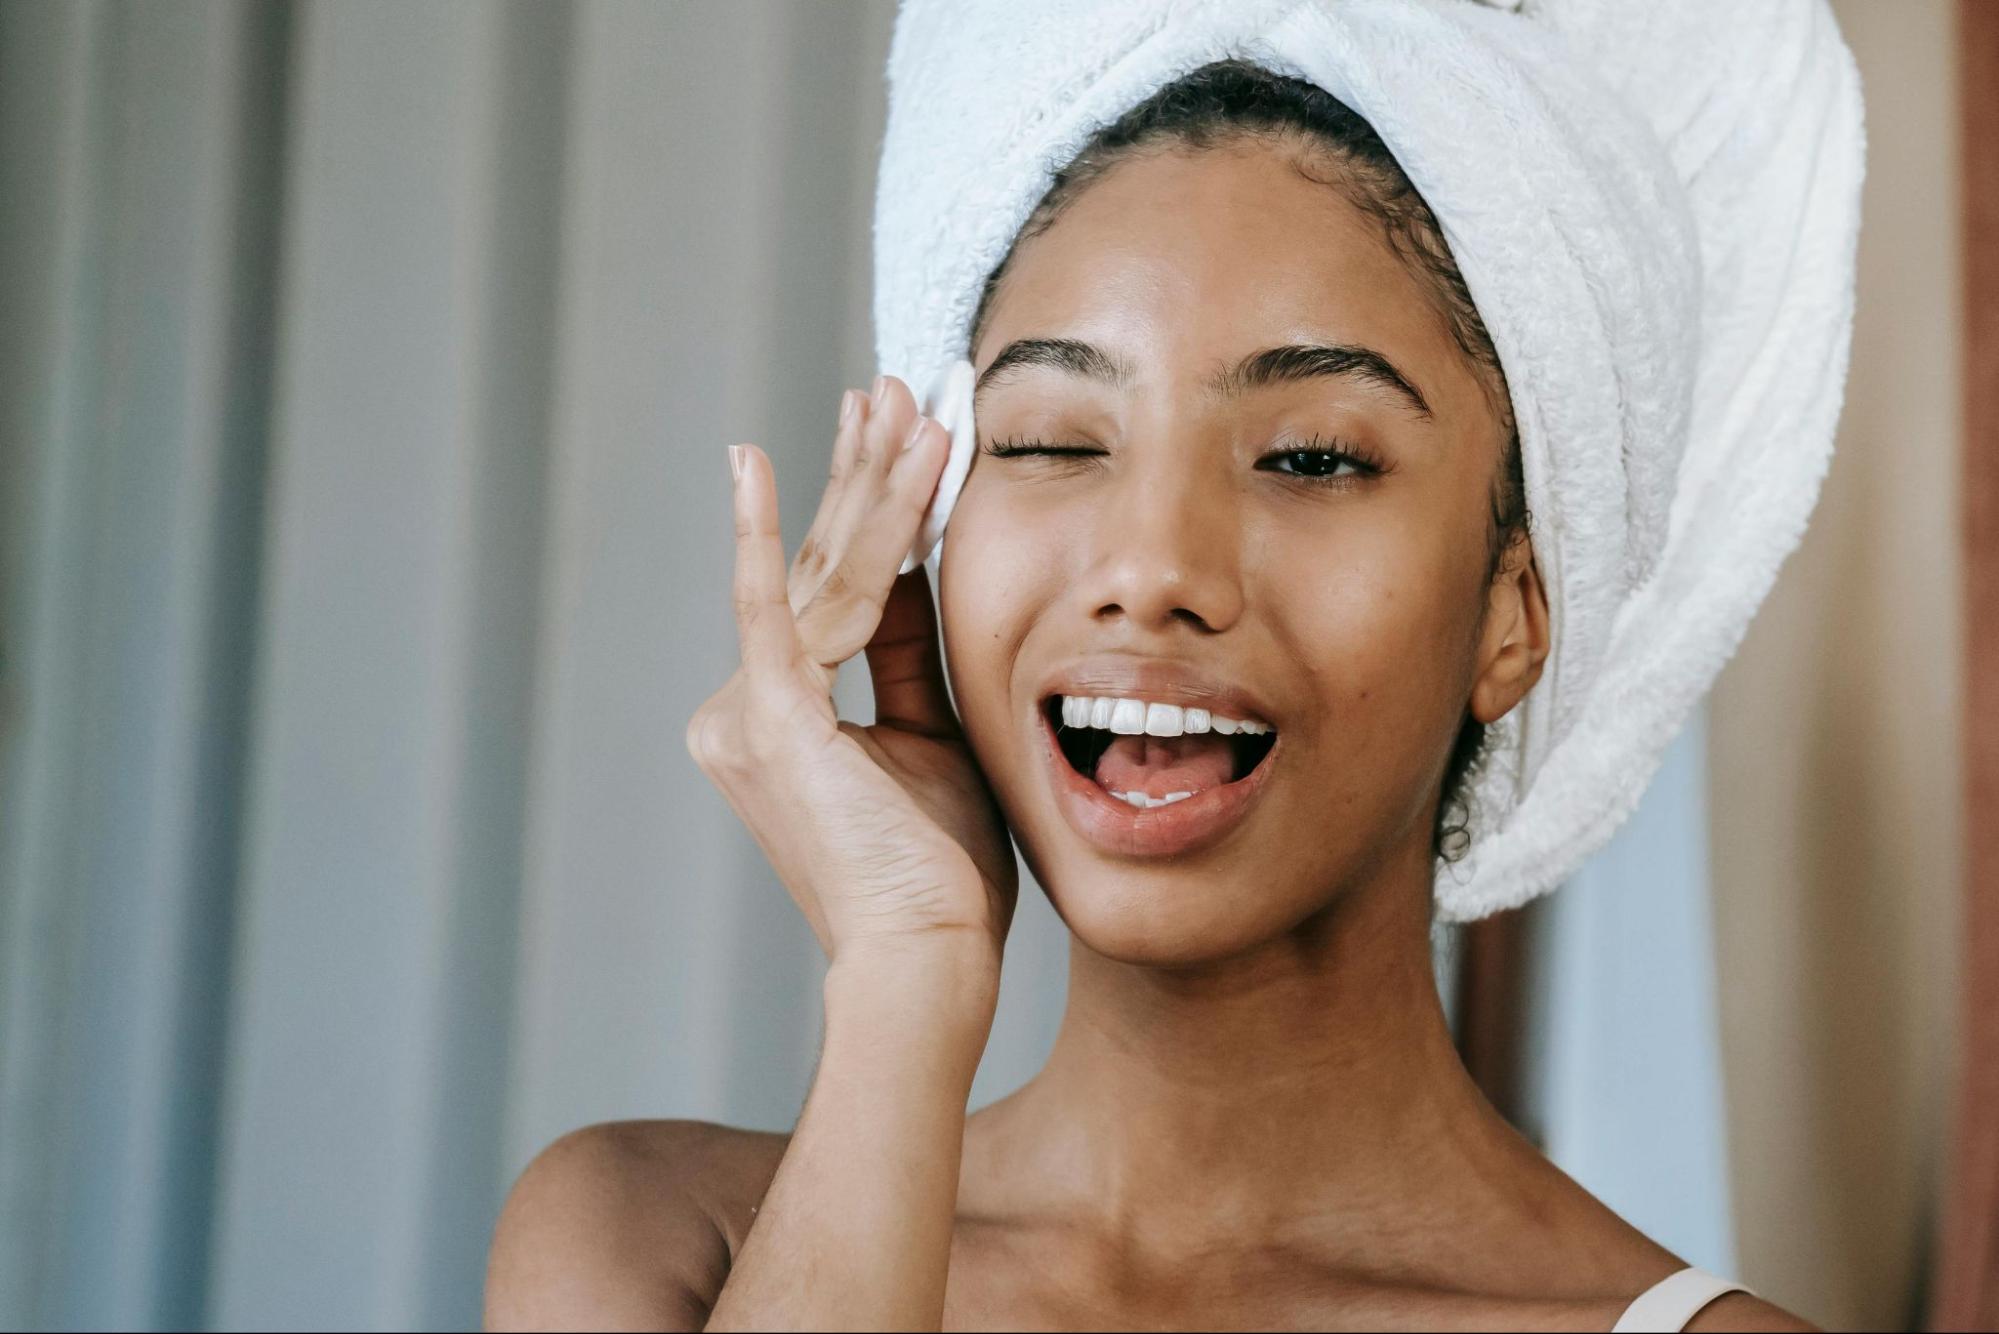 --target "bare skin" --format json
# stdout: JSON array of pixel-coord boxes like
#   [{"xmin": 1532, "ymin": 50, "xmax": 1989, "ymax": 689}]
[{"xmin": 485, "ymin": 139, "xmax": 1814, "ymax": 1331}]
